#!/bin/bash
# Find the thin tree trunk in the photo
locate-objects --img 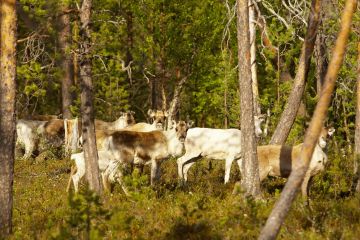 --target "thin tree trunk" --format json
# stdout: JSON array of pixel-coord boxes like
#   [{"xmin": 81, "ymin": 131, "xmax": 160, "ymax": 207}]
[
  {"xmin": 79, "ymin": 0, "xmax": 101, "ymax": 194},
  {"xmin": 59, "ymin": 0, "xmax": 74, "ymax": 119},
  {"xmin": 259, "ymin": 1, "xmax": 356, "ymax": 238},
  {"xmin": 315, "ymin": 33, "xmax": 328, "ymax": 95},
  {"xmin": 0, "ymin": 0, "xmax": 17, "ymax": 235},
  {"xmin": 151, "ymin": 77, "xmax": 157, "ymax": 109},
  {"xmin": 315, "ymin": 0, "xmax": 330, "ymax": 95},
  {"xmin": 167, "ymin": 75, "xmax": 188, "ymax": 129},
  {"xmin": 270, "ymin": 0, "xmax": 322, "ymax": 145},
  {"xmin": 249, "ymin": 0, "xmax": 260, "ymax": 116},
  {"xmin": 125, "ymin": 10, "xmax": 133, "ymax": 85},
  {"xmin": 237, "ymin": 0, "xmax": 261, "ymax": 198},
  {"xmin": 354, "ymin": 42, "xmax": 360, "ymax": 193},
  {"xmin": 73, "ymin": 20, "xmax": 79, "ymax": 85},
  {"xmin": 161, "ymin": 82, "xmax": 167, "ymax": 111},
  {"xmin": 224, "ymin": 77, "xmax": 228, "ymax": 128}
]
